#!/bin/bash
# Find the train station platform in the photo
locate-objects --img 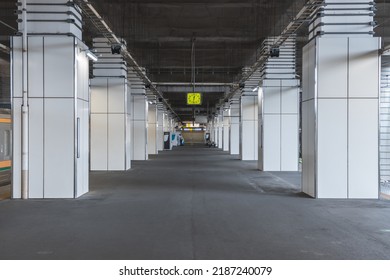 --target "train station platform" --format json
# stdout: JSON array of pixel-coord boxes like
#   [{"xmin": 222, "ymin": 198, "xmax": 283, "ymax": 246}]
[{"xmin": 1, "ymin": 145, "xmax": 390, "ymax": 260}]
